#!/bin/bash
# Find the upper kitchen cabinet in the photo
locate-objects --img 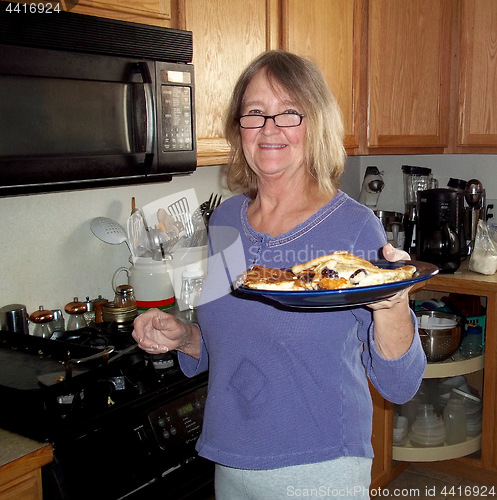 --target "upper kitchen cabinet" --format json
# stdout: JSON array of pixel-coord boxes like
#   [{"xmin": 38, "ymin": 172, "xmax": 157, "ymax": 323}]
[
  {"xmin": 282, "ymin": 0, "xmax": 362, "ymax": 153},
  {"xmin": 72, "ymin": 0, "xmax": 171, "ymax": 27},
  {"xmin": 365, "ymin": 0, "xmax": 452, "ymax": 154},
  {"xmin": 173, "ymin": 0, "xmax": 280, "ymax": 166},
  {"xmin": 457, "ymin": 0, "xmax": 497, "ymax": 153}
]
